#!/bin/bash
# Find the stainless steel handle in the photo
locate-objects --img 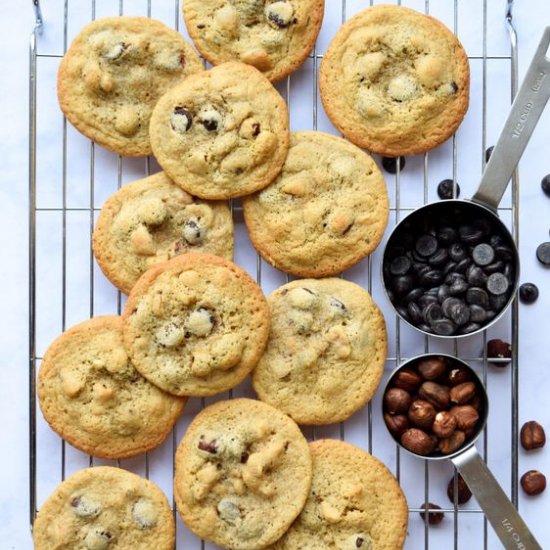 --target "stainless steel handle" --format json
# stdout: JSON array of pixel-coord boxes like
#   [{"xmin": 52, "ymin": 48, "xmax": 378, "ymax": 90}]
[
  {"xmin": 472, "ymin": 27, "xmax": 550, "ymax": 209},
  {"xmin": 452, "ymin": 446, "xmax": 542, "ymax": 550}
]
